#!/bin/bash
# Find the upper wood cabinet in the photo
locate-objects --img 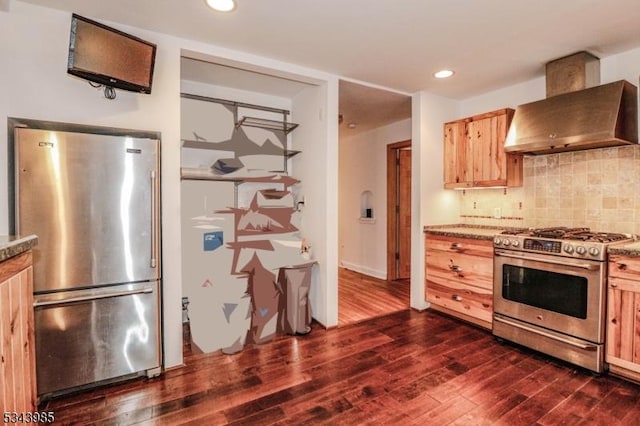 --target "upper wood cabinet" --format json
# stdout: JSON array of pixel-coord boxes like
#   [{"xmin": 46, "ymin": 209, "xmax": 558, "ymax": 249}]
[{"xmin": 443, "ymin": 108, "xmax": 523, "ymax": 189}]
